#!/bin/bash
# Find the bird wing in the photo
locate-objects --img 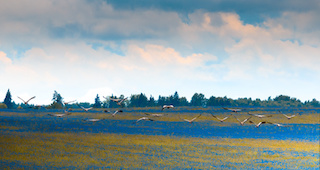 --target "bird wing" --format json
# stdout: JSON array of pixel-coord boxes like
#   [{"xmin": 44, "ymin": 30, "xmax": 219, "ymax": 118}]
[
  {"xmin": 79, "ymin": 105, "xmax": 86, "ymax": 110},
  {"xmin": 112, "ymin": 110, "xmax": 119, "ymax": 116},
  {"xmin": 233, "ymin": 115, "xmax": 241, "ymax": 123},
  {"xmin": 17, "ymin": 96, "xmax": 26, "ymax": 103},
  {"xmin": 136, "ymin": 117, "xmax": 147, "ymax": 122},
  {"xmin": 210, "ymin": 113, "xmax": 218, "ymax": 119},
  {"xmin": 26, "ymin": 96, "xmax": 36, "ymax": 103},
  {"xmin": 221, "ymin": 116, "xmax": 229, "ymax": 121},
  {"xmin": 64, "ymin": 100, "xmax": 76, "ymax": 104},
  {"xmin": 110, "ymin": 98, "xmax": 121, "ymax": 102},
  {"xmin": 242, "ymin": 116, "xmax": 252, "ymax": 123},
  {"xmin": 120, "ymin": 97, "xmax": 128, "ymax": 103},
  {"xmin": 190, "ymin": 113, "xmax": 202, "ymax": 122},
  {"xmin": 178, "ymin": 113, "xmax": 188, "ymax": 122}
]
